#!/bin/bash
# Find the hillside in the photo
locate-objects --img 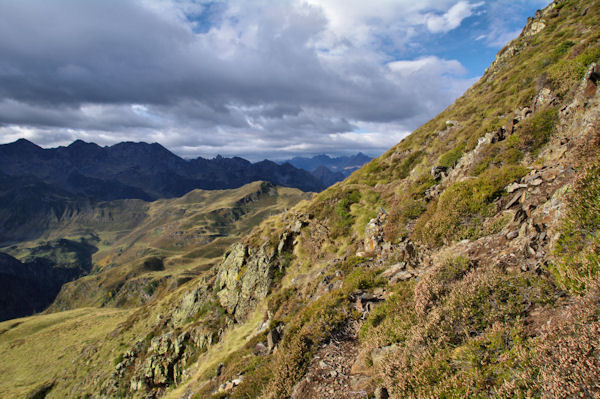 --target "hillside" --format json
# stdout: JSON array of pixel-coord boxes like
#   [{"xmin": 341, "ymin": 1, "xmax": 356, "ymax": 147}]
[
  {"xmin": 1, "ymin": 0, "xmax": 600, "ymax": 398},
  {"xmin": 0, "ymin": 139, "xmax": 325, "ymax": 202},
  {"xmin": 0, "ymin": 181, "xmax": 310, "ymax": 320}
]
